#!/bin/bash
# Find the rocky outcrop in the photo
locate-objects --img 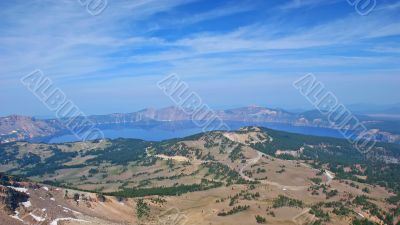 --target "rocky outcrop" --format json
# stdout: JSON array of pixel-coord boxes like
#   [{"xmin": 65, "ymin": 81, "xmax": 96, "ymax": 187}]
[{"xmin": 0, "ymin": 174, "xmax": 29, "ymax": 214}]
